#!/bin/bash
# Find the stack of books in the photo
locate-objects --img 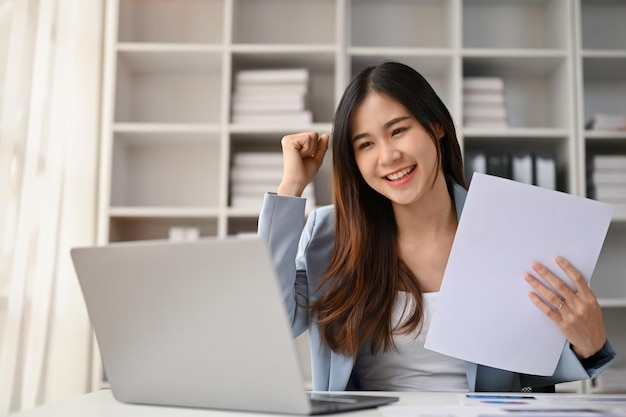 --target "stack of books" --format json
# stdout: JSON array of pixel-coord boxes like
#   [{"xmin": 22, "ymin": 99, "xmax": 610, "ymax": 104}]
[
  {"xmin": 231, "ymin": 68, "xmax": 313, "ymax": 125},
  {"xmin": 465, "ymin": 151, "xmax": 556, "ymax": 190},
  {"xmin": 588, "ymin": 155, "xmax": 626, "ymax": 217},
  {"xmin": 168, "ymin": 227, "xmax": 200, "ymax": 241},
  {"xmin": 230, "ymin": 152, "xmax": 316, "ymax": 210},
  {"xmin": 463, "ymin": 76, "xmax": 509, "ymax": 128}
]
